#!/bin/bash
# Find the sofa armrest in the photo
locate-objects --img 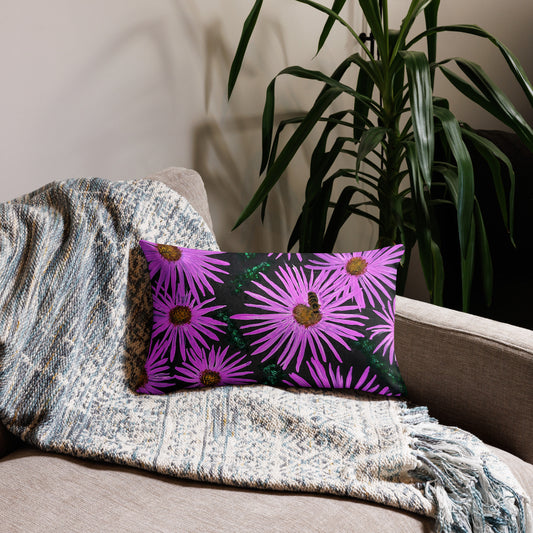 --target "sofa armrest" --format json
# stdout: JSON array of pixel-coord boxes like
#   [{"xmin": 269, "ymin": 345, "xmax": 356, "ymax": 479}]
[
  {"xmin": 145, "ymin": 167, "xmax": 214, "ymax": 233},
  {"xmin": 395, "ymin": 295, "xmax": 533, "ymax": 463}
]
